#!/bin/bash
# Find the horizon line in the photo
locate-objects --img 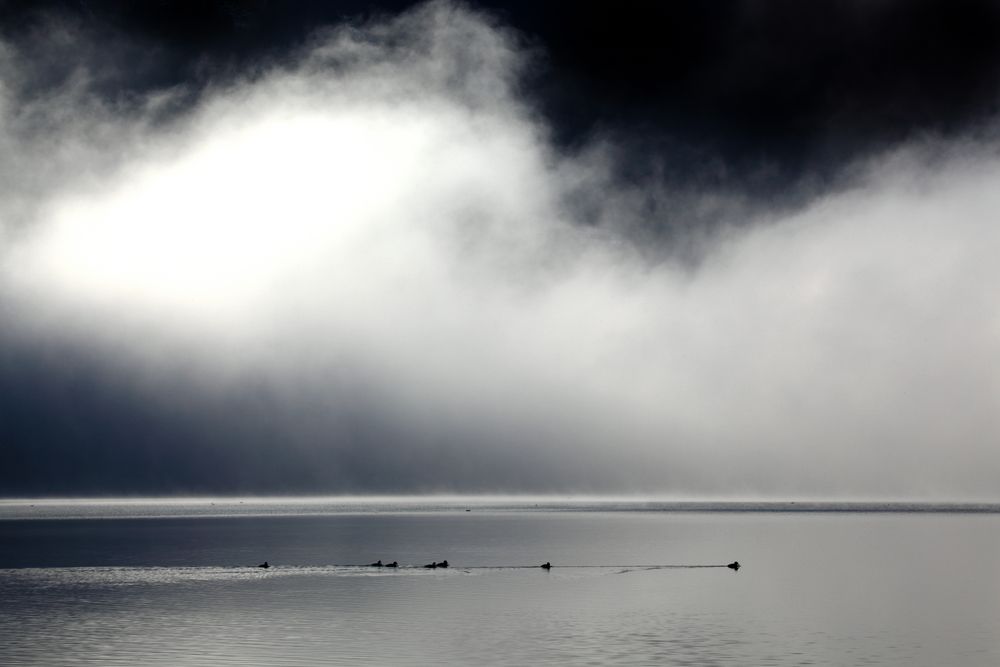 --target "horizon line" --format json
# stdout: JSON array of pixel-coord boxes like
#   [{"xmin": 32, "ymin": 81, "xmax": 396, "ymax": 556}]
[{"xmin": 3, "ymin": 495, "xmax": 1000, "ymax": 505}]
